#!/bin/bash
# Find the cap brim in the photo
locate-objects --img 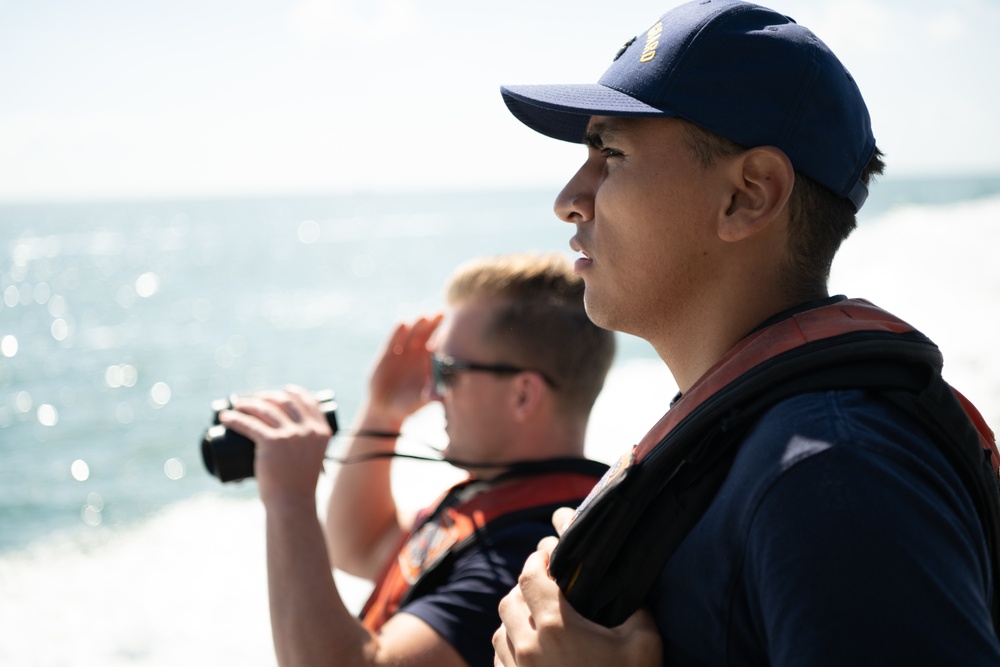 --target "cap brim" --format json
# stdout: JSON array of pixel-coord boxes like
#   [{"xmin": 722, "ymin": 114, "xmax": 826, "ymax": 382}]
[{"xmin": 500, "ymin": 84, "xmax": 671, "ymax": 144}]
